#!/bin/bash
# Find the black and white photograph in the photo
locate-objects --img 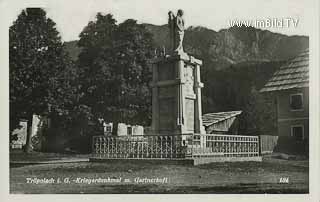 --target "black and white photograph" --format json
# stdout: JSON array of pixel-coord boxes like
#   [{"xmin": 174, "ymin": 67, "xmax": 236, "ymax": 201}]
[{"xmin": 1, "ymin": 0, "xmax": 319, "ymax": 199}]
